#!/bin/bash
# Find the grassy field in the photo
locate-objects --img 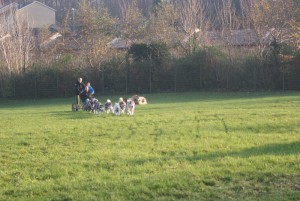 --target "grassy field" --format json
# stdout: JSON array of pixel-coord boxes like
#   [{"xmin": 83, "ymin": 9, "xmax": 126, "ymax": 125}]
[{"xmin": 0, "ymin": 92, "xmax": 299, "ymax": 201}]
